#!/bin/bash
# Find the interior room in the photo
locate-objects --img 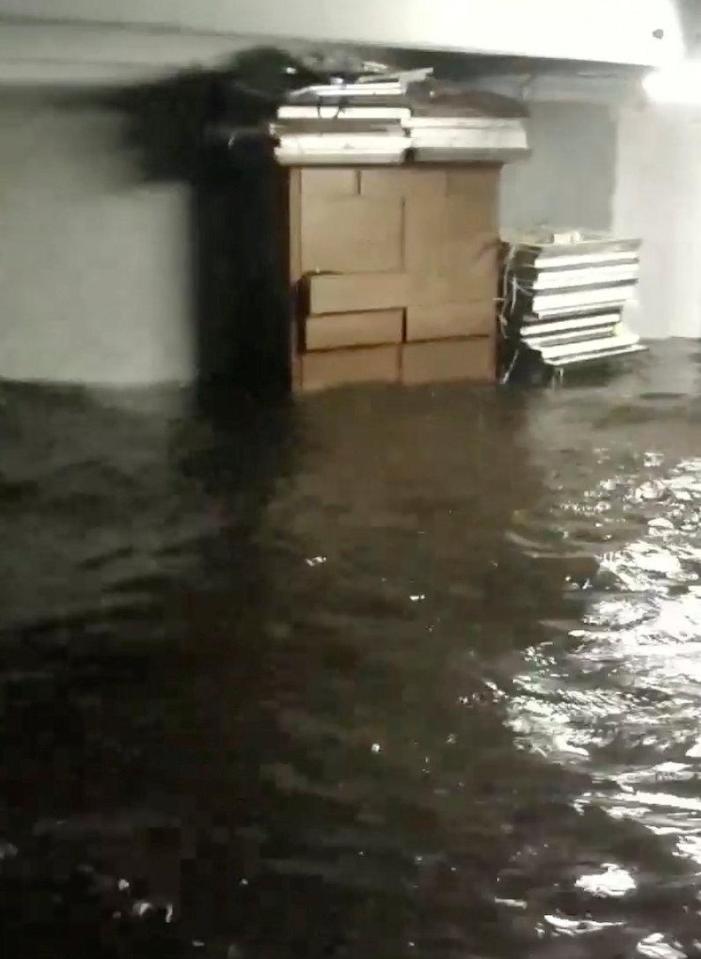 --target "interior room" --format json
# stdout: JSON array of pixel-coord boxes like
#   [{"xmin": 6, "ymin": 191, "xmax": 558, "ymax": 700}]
[
  {"xmin": 3, "ymin": 3, "xmax": 701, "ymax": 957},
  {"xmin": 0, "ymin": 1, "xmax": 698, "ymax": 388}
]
